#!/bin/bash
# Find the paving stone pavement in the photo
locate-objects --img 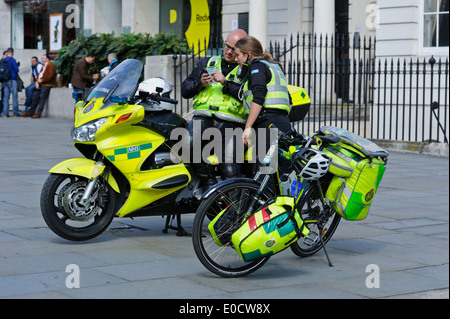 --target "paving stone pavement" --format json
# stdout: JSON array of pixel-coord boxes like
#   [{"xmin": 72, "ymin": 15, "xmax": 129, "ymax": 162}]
[{"xmin": 0, "ymin": 117, "xmax": 448, "ymax": 301}]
